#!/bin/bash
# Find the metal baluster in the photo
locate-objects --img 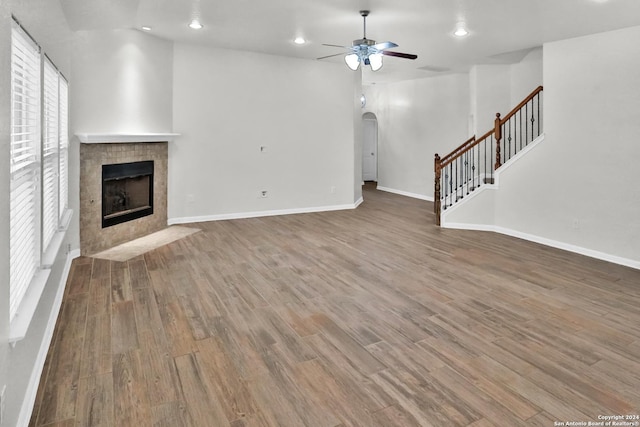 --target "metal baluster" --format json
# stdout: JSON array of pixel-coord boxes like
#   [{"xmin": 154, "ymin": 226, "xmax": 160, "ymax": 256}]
[
  {"xmin": 472, "ymin": 143, "xmax": 476, "ymax": 190},
  {"xmin": 519, "ymin": 110, "xmax": 523, "ymax": 151},
  {"xmin": 442, "ymin": 172, "xmax": 446, "ymax": 209},
  {"xmin": 531, "ymin": 98, "xmax": 536, "ymax": 140},
  {"xmin": 537, "ymin": 92, "xmax": 541, "ymax": 137},
  {"xmin": 525, "ymin": 102, "xmax": 529, "ymax": 145},
  {"xmin": 502, "ymin": 123, "xmax": 507, "ymax": 165},
  {"xmin": 449, "ymin": 163, "xmax": 453, "ymax": 206},
  {"xmin": 484, "ymin": 137, "xmax": 487, "ymax": 186},
  {"xmin": 490, "ymin": 134, "xmax": 494, "ymax": 182},
  {"xmin": 465, "ymin": 152, "xmax": 469, "ymax": 195},
  {"xmin": 508, "ymin": 118, "xmax": 512, "ymax": 161}
]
